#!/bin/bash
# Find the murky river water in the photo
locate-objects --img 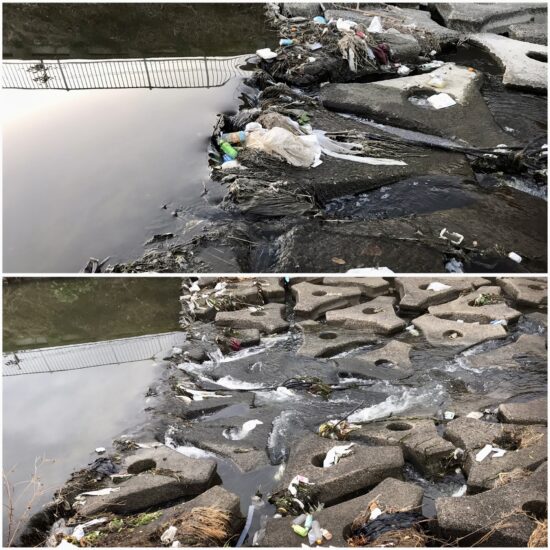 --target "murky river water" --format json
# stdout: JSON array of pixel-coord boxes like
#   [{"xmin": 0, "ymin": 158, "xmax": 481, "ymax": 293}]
[
  {"xmin": 2, "ymin": 278, "xmax": 182, "ymax": 542},
  {"xmin": 2, "ymin": 4, "xmax": 276, "ymax": 273}
]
